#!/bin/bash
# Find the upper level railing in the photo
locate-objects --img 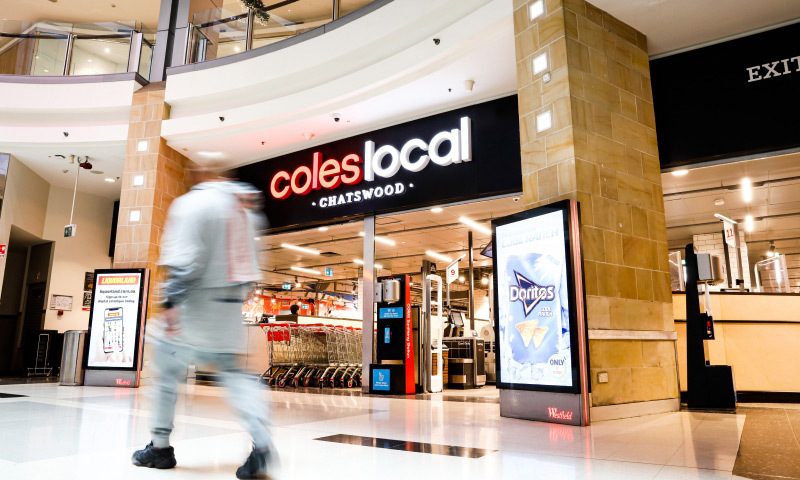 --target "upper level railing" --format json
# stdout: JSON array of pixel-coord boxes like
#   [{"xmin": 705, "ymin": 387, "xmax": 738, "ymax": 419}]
[
  {"xmin": 0, "ymin": 20, "xmax": 154, "ymax": 80},
  {"xmin": 187, "ymin": 0, "xmax": 375, "ymax": 64}
]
